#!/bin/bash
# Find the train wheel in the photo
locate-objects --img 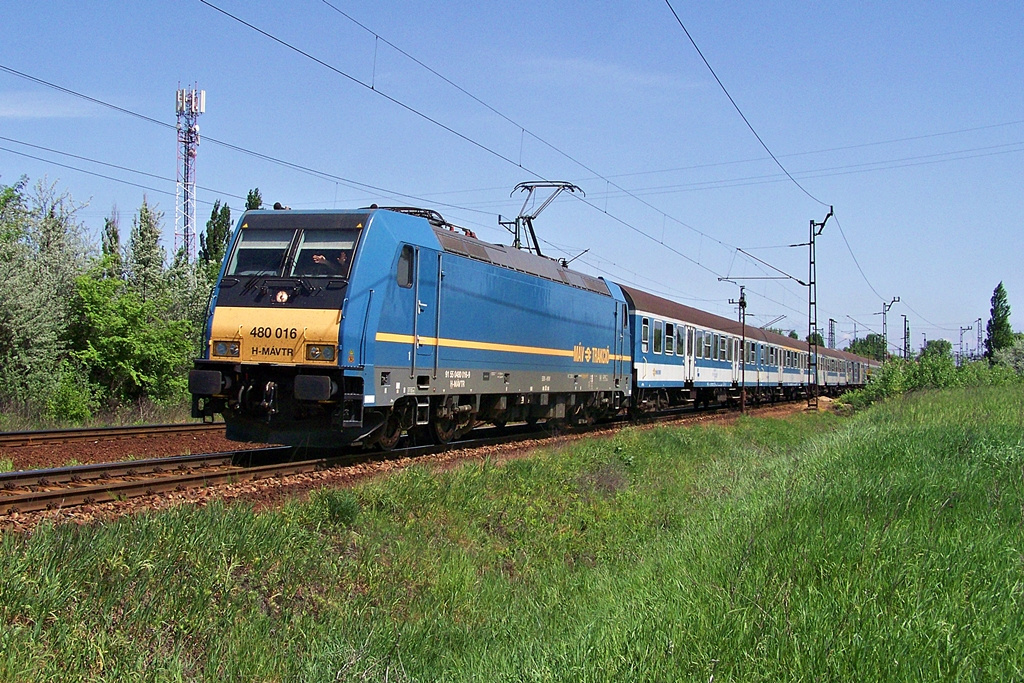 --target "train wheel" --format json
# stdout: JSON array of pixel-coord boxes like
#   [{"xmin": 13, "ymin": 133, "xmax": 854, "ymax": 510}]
[
  {"xmin": 432, "ymin": 416, "xmax": 459, "ymax": 444},
  {"xmin": 376, "ymin": 412, "xmax": 403, "ymax": 451}
]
